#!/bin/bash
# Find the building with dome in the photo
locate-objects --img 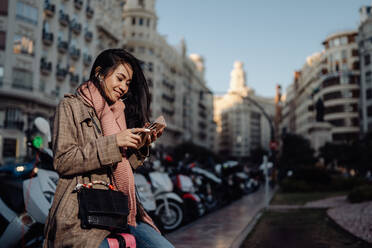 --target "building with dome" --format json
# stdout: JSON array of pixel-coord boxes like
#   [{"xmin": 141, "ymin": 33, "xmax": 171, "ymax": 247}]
[{"xmin": 213, "ymin": 61, "xmax": 275, "ymax": 158}]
